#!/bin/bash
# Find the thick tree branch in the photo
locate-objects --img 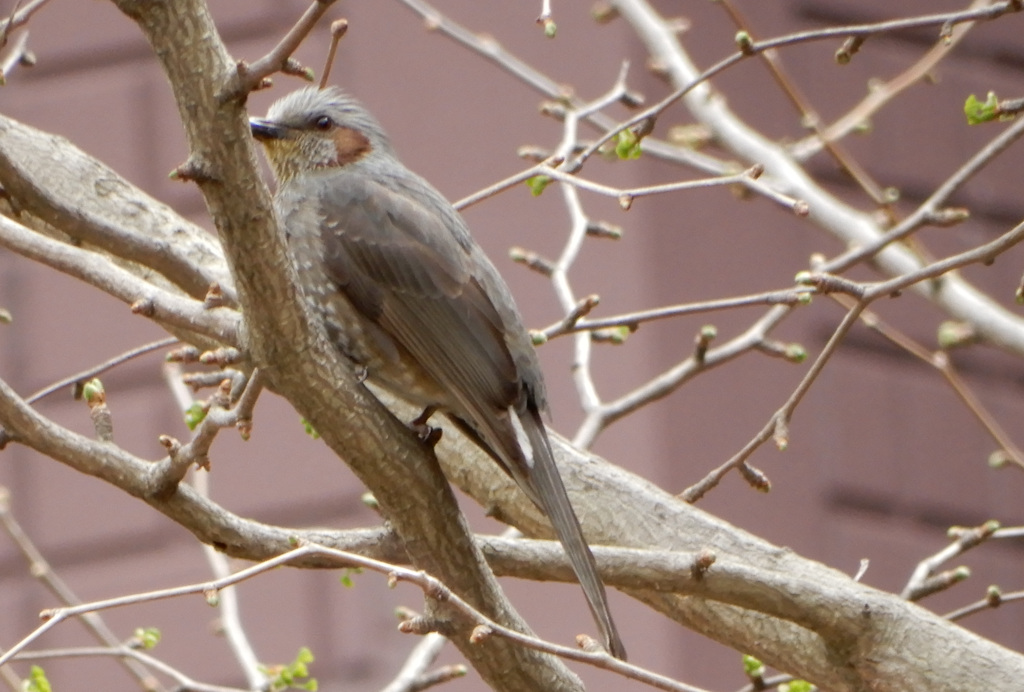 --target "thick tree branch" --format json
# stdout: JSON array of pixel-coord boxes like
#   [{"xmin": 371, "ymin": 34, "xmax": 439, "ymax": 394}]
[
  {"xmin": 0, "ymin": 212, "xmax": 239, "ymax": 345},
  {"xmin": 442, "ymin": 426, "xmax": 1024, "ymax": 692},
  {"xmin": 0, "ymin": 113, "xmax": 234, "ymax": 304}
]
